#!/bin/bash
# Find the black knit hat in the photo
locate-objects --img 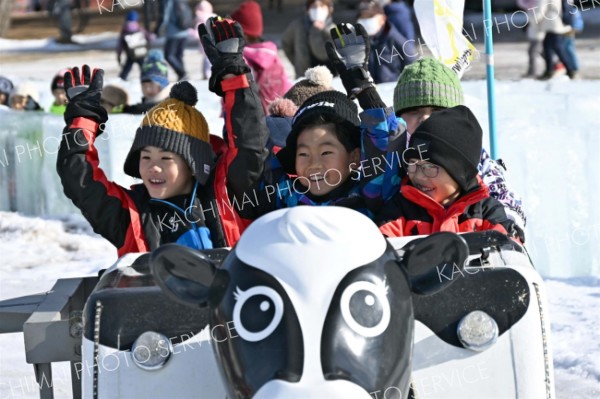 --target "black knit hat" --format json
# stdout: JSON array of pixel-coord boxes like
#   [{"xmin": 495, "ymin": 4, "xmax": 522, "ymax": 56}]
[
  {"xmin": 403, "ymin": 105, "xmax": 482, "ymax": 192},
  {"xmin": 124, "ymin": 81, "xmax": 215, "ymax": 186},
  {"xmin": 276, "ymin": 90, "xmax": 361, "ymax": 174}
]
